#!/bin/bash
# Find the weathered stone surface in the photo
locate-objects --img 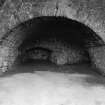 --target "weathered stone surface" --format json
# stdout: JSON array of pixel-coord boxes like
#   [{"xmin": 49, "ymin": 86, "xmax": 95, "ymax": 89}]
[
  {"xmin": 21, "ymin": 47, "xmax": 51, "ymax": 62},
  {"xmin": 89, "ymin": 46, "xmax": 105, "ymax": 76},
  {"xmin": 25, "ymin": 38, "xmax": 87, "ymax": 65},
  {"xmin": 0, "ymin": 0, "xmax": 105, "ymax": 42}
]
